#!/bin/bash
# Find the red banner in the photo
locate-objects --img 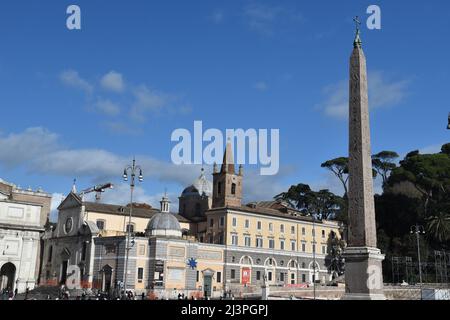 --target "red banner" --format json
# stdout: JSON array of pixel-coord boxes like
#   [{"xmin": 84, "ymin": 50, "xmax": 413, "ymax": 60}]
[{"xmin": 241, "ymin": 267, "xmax": 251, "ymax": 285}]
